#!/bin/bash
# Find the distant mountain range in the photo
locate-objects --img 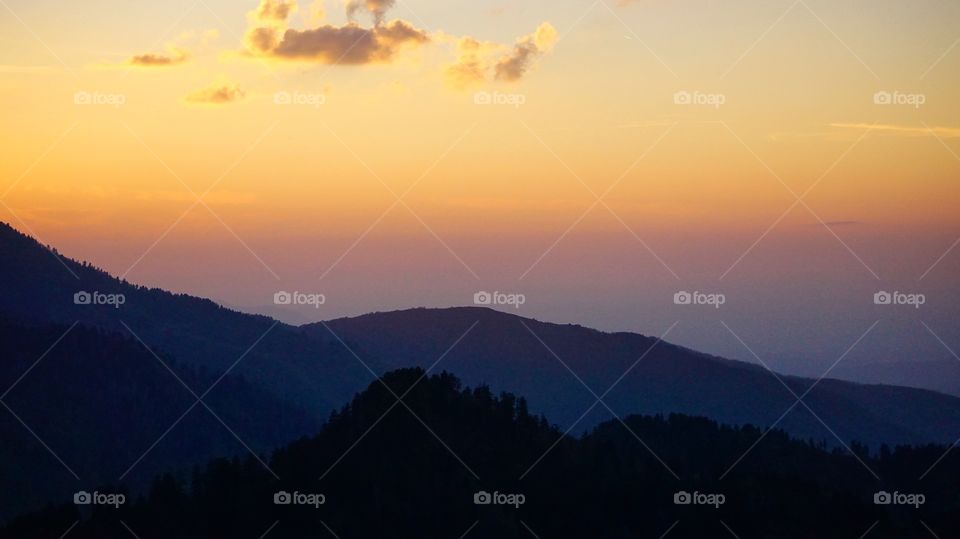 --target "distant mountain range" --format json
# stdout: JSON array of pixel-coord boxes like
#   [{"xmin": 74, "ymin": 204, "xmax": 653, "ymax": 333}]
[
  {"xmin": 831, "ymin": 360, "xmax": 960, "ymax": 398},
  {"xmin": 1, "ymin": 220, "xmax": 959, "ymax": 520},
  {"xmin": 318, "ymin": 308, "xmax": 960, "ymax": 451}
]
